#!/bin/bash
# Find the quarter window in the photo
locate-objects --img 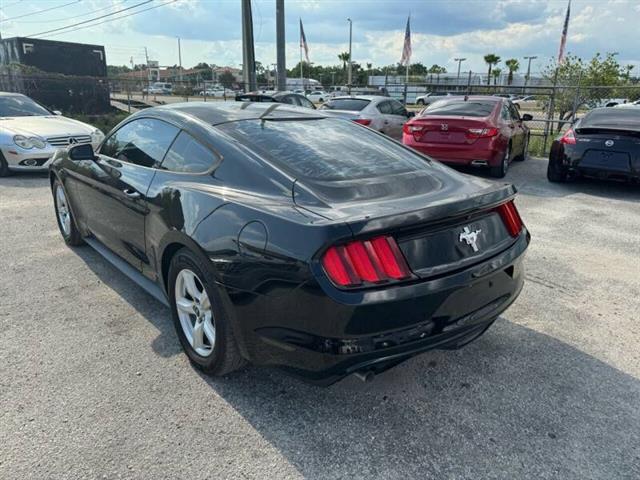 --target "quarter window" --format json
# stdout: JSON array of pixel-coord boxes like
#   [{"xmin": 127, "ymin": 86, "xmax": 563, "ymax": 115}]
[
  {"xmin": 159, "ymin": 131, "xmax": 218, "ymax": 173},
  {"xmin": 100, "ymin": 118, "xmax": 179, "ymax": 168},
  {"xmin": 390, "ymin": 100, "xmax": 407, "ymax": 116},
  {"xmin": 377, "ymin": 101, "xmax": 393, "ymax": 114}
]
